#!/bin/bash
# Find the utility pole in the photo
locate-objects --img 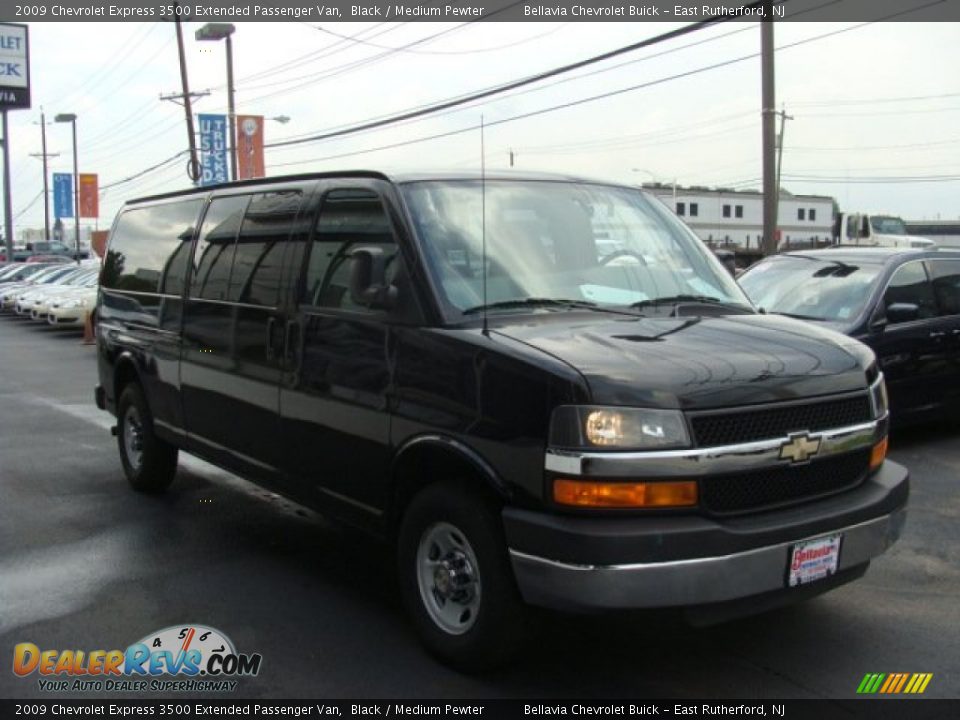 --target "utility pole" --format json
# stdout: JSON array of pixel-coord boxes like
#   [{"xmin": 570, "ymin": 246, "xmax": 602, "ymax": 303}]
[
  {"xmin": 761, "ymin": 3, "xmax": 778, "ymax": 256},
  {"xmin": 2, "ymin": 109, "xmax": 12, "ymax": 261},
  {"xmin": 774, "ymin": 104, "xmax": 794, "ymax": 238},
  {"xmin": 30, "ymin": 111, "xmax": 58, "ymax": 243},
  {"xmin": 170, "ymin": 8, "xmax": 202, "ymax": 183}
]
